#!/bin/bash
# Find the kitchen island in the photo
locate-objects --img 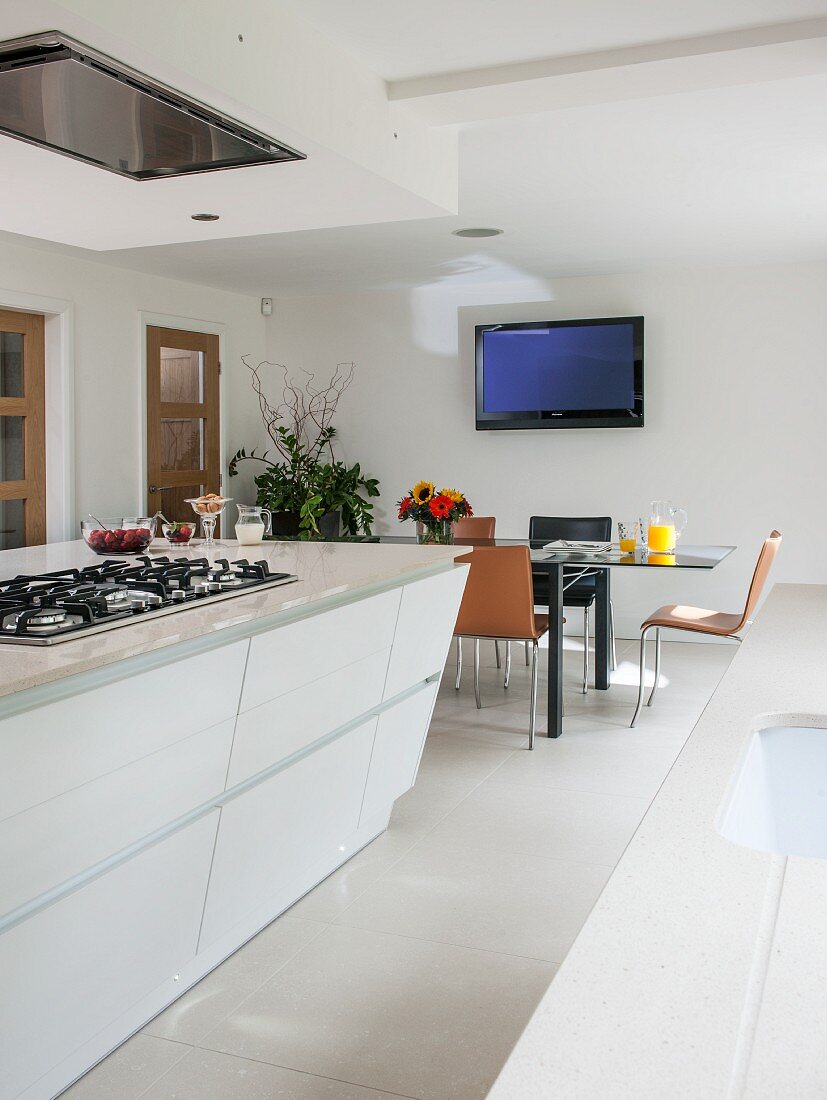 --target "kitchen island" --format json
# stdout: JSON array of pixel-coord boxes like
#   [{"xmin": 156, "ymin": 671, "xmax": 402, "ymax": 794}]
[
  {"xmin": 490, "ymin": 583, "xmax": 827, "ymax": 1099},
  {"xmin": 0, "ymin": 539, "xmax": 469, "ymax": 1100}
]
